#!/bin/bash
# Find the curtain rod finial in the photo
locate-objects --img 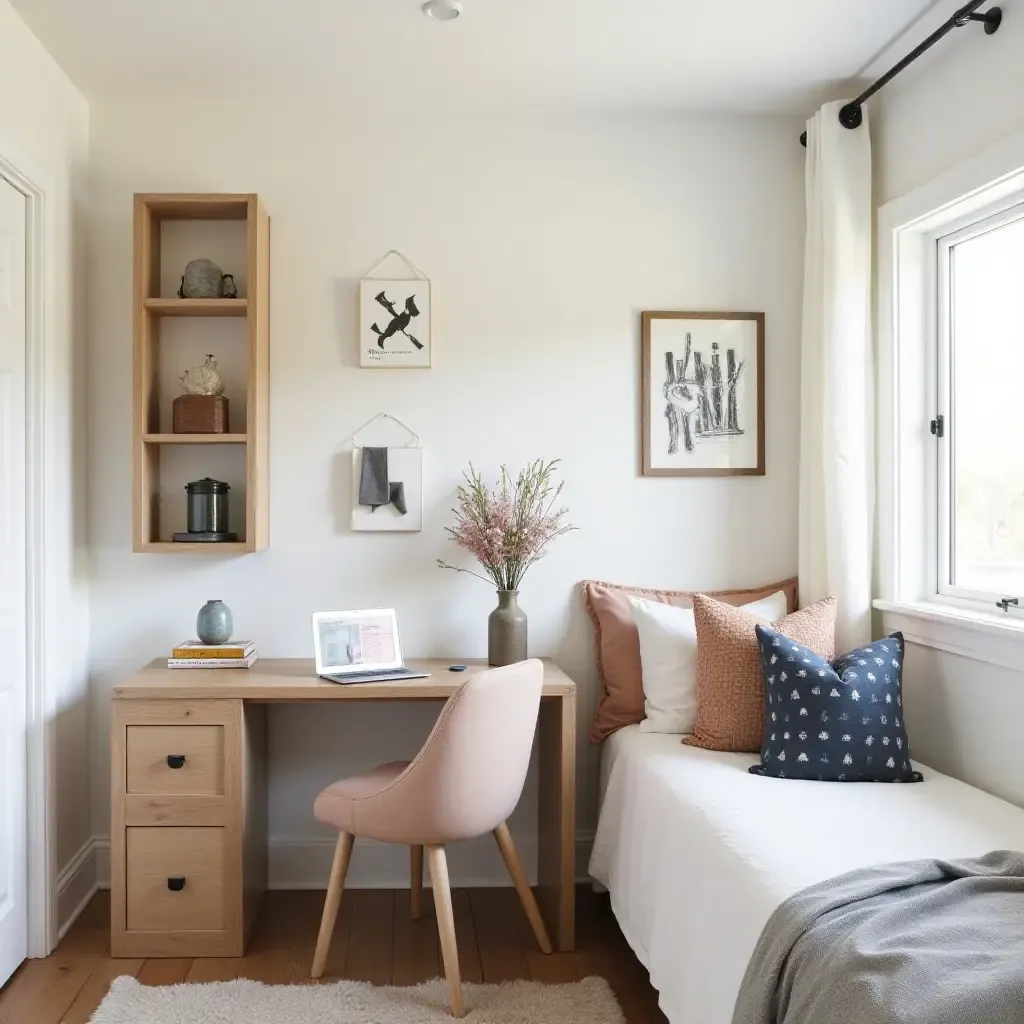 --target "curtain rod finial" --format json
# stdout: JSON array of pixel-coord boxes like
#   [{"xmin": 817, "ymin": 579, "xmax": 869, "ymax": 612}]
[
  {"xmin": 981, "ymin": 5, "xmax": 1002, "ymax": 34},
  {"xmin": 839, "ymin": 102, "xmax": 864, "ymax": 131}
]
